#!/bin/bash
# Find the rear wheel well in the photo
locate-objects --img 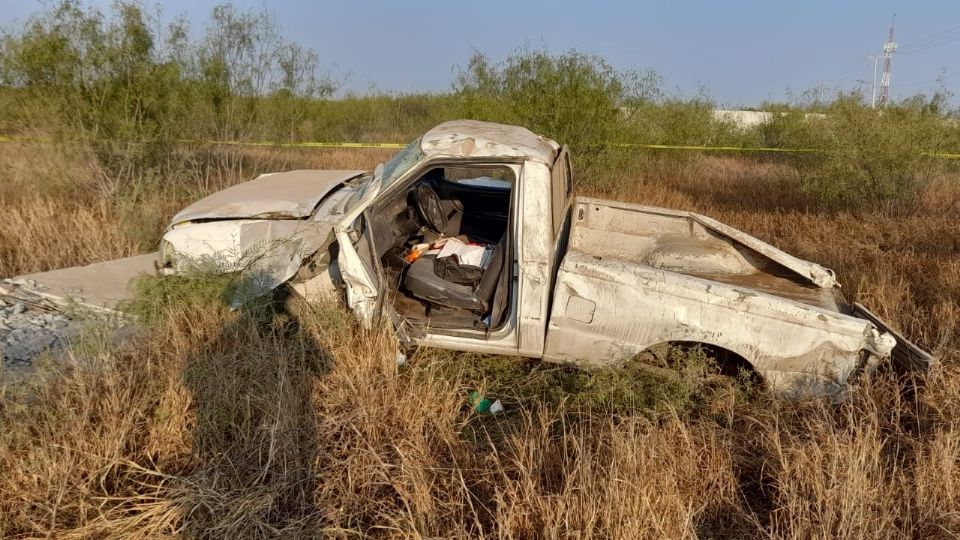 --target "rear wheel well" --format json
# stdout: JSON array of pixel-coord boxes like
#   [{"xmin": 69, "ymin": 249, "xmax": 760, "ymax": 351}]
[{"xmin": 637, "ymin": 340, "xmax": 764, "ymax": 386}]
